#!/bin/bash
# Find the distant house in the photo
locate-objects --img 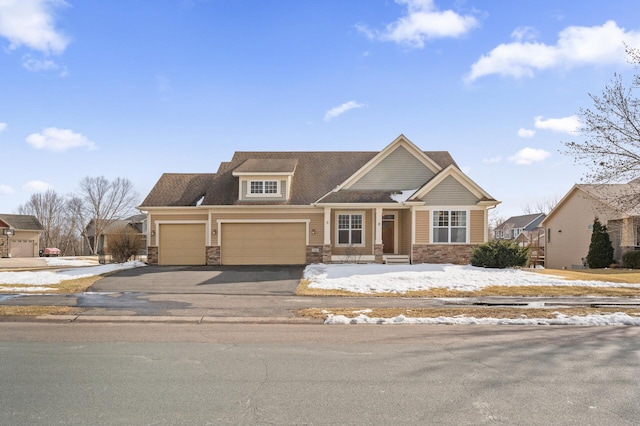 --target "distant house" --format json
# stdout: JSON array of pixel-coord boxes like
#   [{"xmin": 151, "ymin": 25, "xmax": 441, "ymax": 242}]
[
  {"xmin": 83, "ymin": 214, "xmax": 147, "ymax": 255},
  {"xmin": 542, "ymin": 183, "xmax": 640, "ymax": 269},
  {"xmin": 140, "ymin": 135, "xmax": 500, "ymax": 266},
  {"xmin": 493, "ymin": 213, "xmax": 546, "ymax": 241},
  {"xmin": 494, "ymin": 213, "xmax": 546, "ymax": 266},
  {"xmin": 0, "ymin": 214, "xmax": 44, "ymax": 258}
]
